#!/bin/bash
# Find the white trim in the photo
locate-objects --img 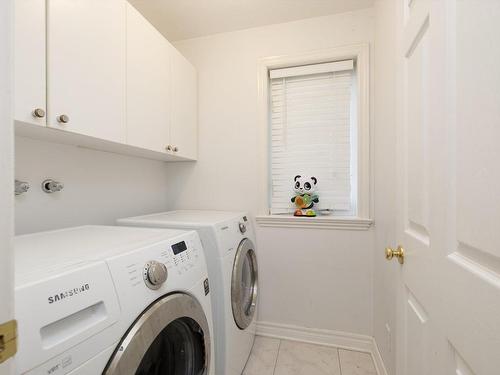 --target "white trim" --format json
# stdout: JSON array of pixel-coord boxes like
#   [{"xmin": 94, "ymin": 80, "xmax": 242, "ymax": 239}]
[
  {"xmin": 256, "ymin": 321, "xmax": 373, "ymax": 352},
  {"xmin": 256, "ymin": 321, "xmax": 388, "ymax": 375},
  {"xmin": 371, "ymin": 338, "xmax": 390, "ymax": 375},
  {"xmin": 0, "ymin": 0, "xmax": 15, "ymax": 373},
  {"xmin": 269, "ymin": 59, "xmax": 354, "ymax": 78},
  {"xmin": 257, "ymin": 43, "xmax": 371, "ymax": 219},
  {"xmin": 255, "ymin": 215, "xmax": 373, "ymax": 230}
]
